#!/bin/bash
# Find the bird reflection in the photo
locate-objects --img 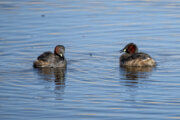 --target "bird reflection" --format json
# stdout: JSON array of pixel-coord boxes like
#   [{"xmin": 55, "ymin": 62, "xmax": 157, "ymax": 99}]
[
  {"xmin": 36, "ymin": 67, "xmax": 66, "ymax": 90},
  {"xmin": 120, "ymin": 66, "xmax": 154, "ymax": 80},
  {"xmin": 119, "ymin": 65, "xmax": 155, "ymax": 102}
]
